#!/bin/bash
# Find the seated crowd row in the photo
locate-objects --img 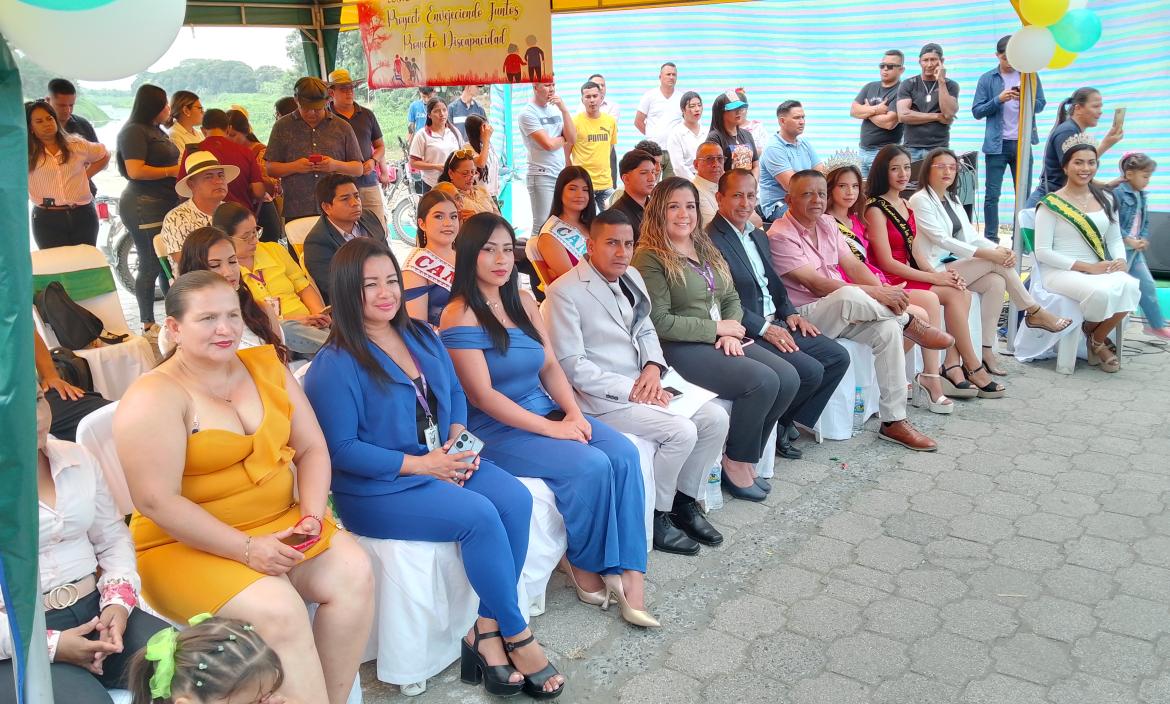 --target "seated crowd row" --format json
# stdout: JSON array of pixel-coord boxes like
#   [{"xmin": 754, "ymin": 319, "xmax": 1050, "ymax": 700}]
[{"xmin": 11, "ymin": 132, "xmax": 1141, "ymax": 703}]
